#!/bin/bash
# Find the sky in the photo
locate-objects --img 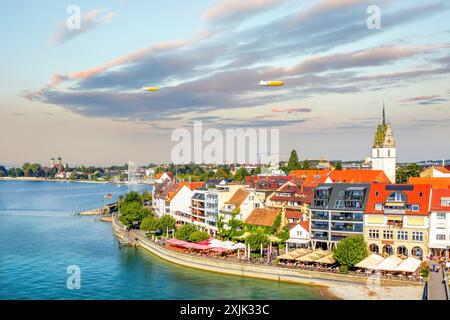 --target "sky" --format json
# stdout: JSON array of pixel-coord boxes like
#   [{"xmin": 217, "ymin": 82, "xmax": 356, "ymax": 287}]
[{"xmin": 1, "ymin": 0, "xmax": 449, "ymax": 167}]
